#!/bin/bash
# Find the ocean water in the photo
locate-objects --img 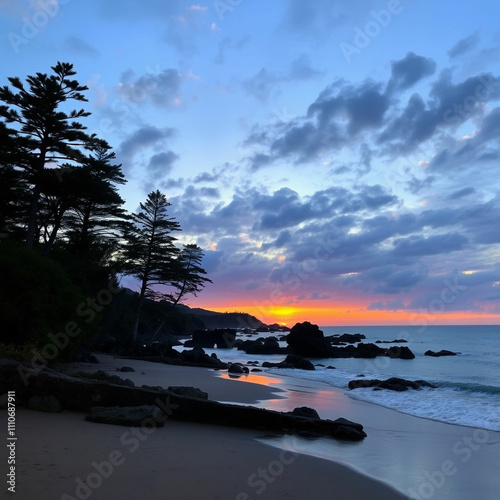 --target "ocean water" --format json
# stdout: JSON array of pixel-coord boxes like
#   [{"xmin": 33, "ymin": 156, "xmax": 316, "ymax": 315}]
[{"xmin": 203, "ymin": 325, "xmax": 500, "ymax": 431}]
